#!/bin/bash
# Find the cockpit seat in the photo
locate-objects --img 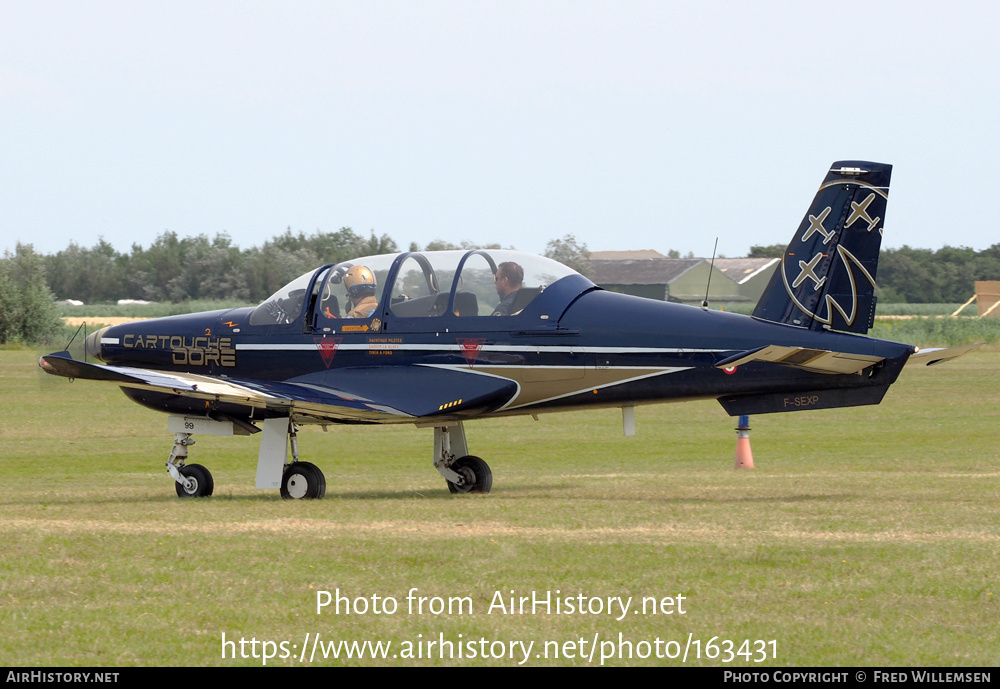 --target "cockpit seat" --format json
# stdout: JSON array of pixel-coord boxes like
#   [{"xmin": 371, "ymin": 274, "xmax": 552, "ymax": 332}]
[
  {"xmin": 509, "ymin": 286, "xmax": 542, "ymax": 316},
  {"xmin": 453, "ymin": 291, "xmax": 478, "ymax": 316}
]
